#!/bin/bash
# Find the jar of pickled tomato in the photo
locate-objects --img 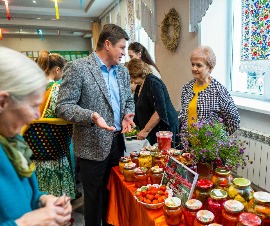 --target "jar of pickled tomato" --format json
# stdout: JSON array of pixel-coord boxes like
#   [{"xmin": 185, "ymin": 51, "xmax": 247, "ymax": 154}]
[
  {"xmin": 211, "ymin": 167, "xmax": 233, "ymax": 192},
  {"xmin": 133, "ymin": 167, "xmax": 148, "ymax": 188},
  {"xmin": 194, "ymin": 210, "xmax": 215, "ymax": 225},
  {"xmin": 194, "ymin": 179, "xmax": 213, "ymax": 209},
  {"xmin": 150, "ymin": 166, "xmax": 164, "ymax": 185},
  {"xmin": 163, "ymin": 197, "xmax": 183, "ymax": 226},
  {"xmin": 183, "ymin": 199, "xmax": 202, "ymax": 226},
  {"xmin": 237, "ymin": 212, "xmax": 262, "ymax": 226},
  {"xmin": 152, "ymin": 153, "xmax": 166, "ymax": 168},
  {"xmin": 130, "ymin": 151, "xmax": 140, "ymax": 167},
  {"xmin": 123, "ymin": 162, "xmax": 136, "ymax": 182},
  {"xmin": 119, "ymin": 156, "xmax": 130, "ymax": 174},
  {"xmin": 138, "ymin": 151, "xmax": 152, "ymax": 169},
  {"xmin": 172, "ymin": 150, "xmax": 182, "ymax": 163},
  {"xmin": 222, "ymin": 200, "xmax": 244, "ymax": 226},
  {"xmin": 156, "ymin": 131, "xmax": 173, "ymax": 151},
  {"xmin": 207, "ymin": 189, "xmax": 228, "ymax": 224}
]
